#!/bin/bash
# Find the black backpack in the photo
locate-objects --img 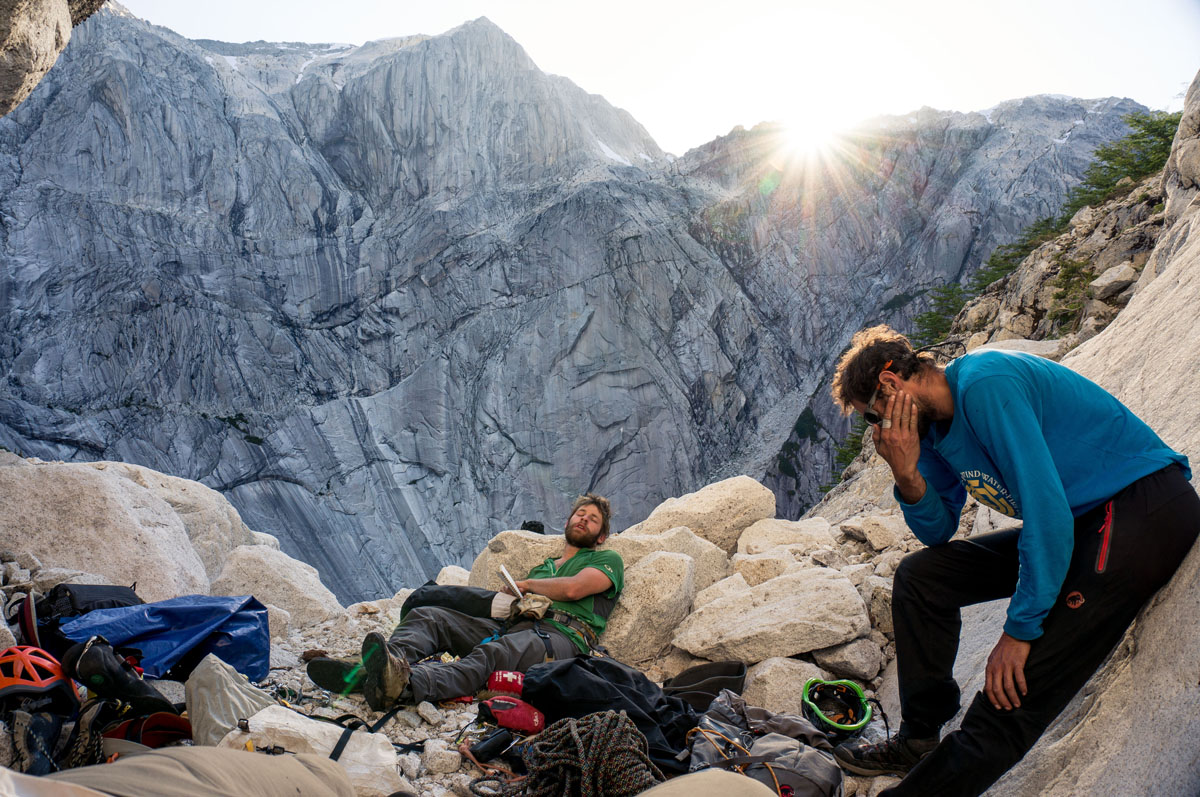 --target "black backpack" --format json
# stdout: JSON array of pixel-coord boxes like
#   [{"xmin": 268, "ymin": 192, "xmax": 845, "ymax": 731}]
[{"xmin": 18, "ymin": 583, "xmax": 143, "ymax": 658}]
